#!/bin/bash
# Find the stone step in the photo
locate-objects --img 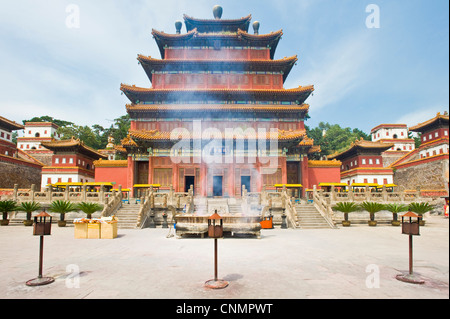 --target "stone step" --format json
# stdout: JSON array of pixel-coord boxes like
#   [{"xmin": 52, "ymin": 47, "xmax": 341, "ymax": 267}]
[{"xmin": 294, "ymin": 205, "xmax": 332, "ymax": 229}]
